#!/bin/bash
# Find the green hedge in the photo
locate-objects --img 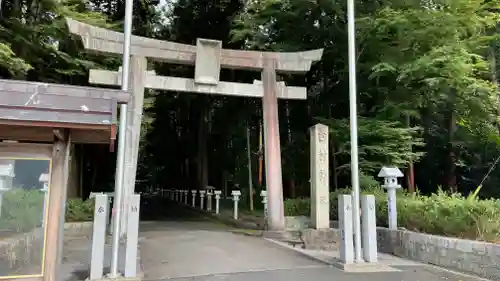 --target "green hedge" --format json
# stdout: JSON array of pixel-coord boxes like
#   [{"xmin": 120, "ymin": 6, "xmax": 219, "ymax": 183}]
[
  {"xmin": 284, "ymin": 187, "xmax": 500, "ymax": 242},
  {"xmin": 0, "ymin": 189, "xmax": 95, "ymax": 233}
]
